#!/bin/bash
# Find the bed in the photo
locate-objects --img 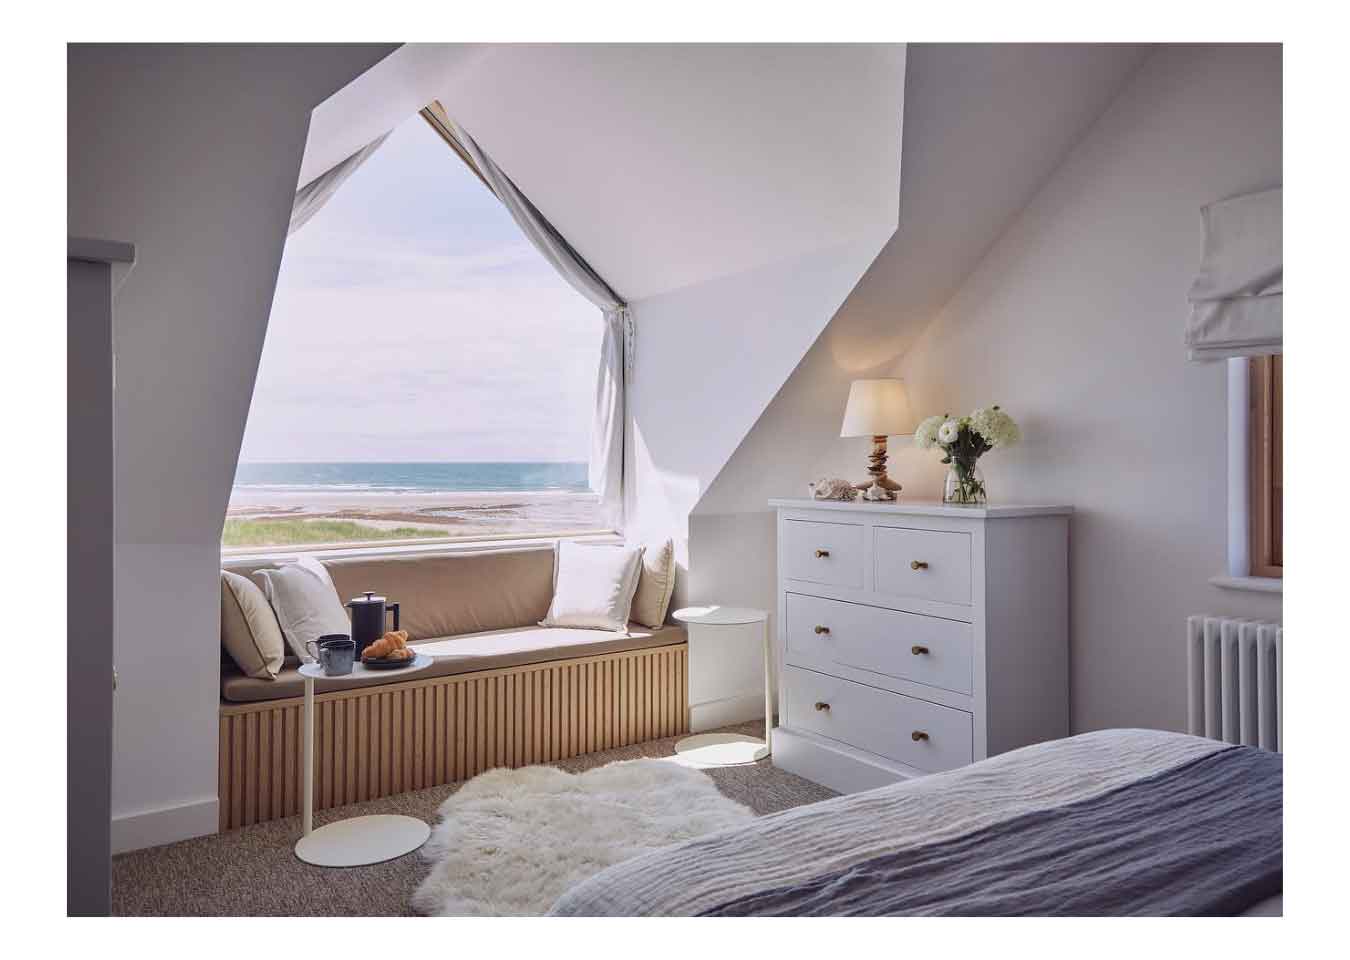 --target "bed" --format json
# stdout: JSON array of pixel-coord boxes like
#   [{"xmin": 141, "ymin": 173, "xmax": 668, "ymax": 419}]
[{"xmin": 549, "ymin": 729, "xmax": 1282, "ymax": 917}]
